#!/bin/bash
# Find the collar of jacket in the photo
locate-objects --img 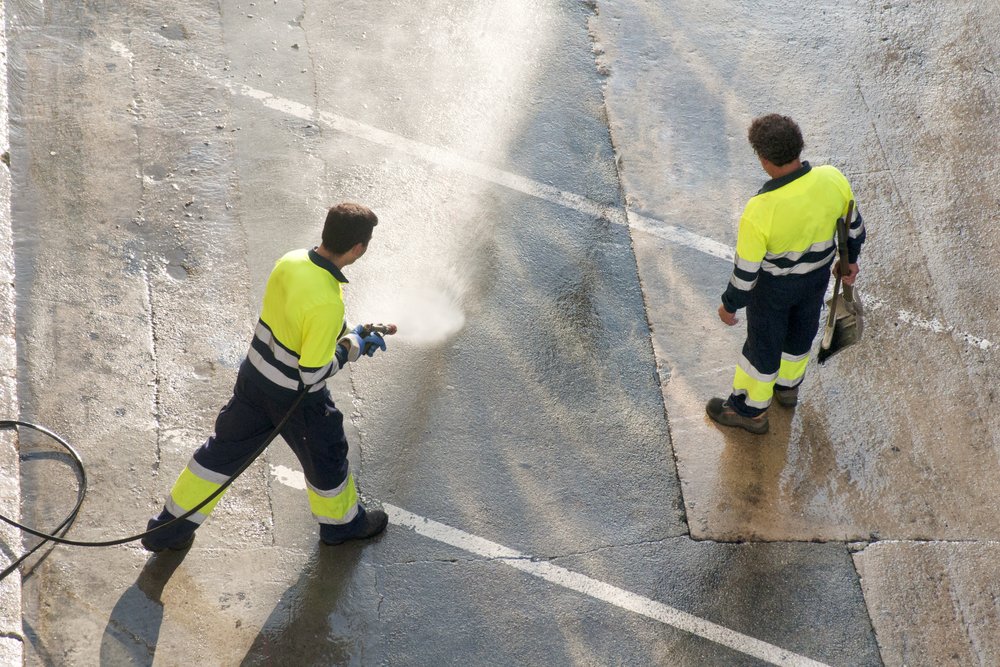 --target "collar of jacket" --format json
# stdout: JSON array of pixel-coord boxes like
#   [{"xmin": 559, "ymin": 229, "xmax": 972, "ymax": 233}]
[
  {"xmin": 308, "ymin": 247, "xmax": 349, "ymax": 283},
  {"xmin": 757, "ymin": 161, "xmax": 812, "ymax": 195}
]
